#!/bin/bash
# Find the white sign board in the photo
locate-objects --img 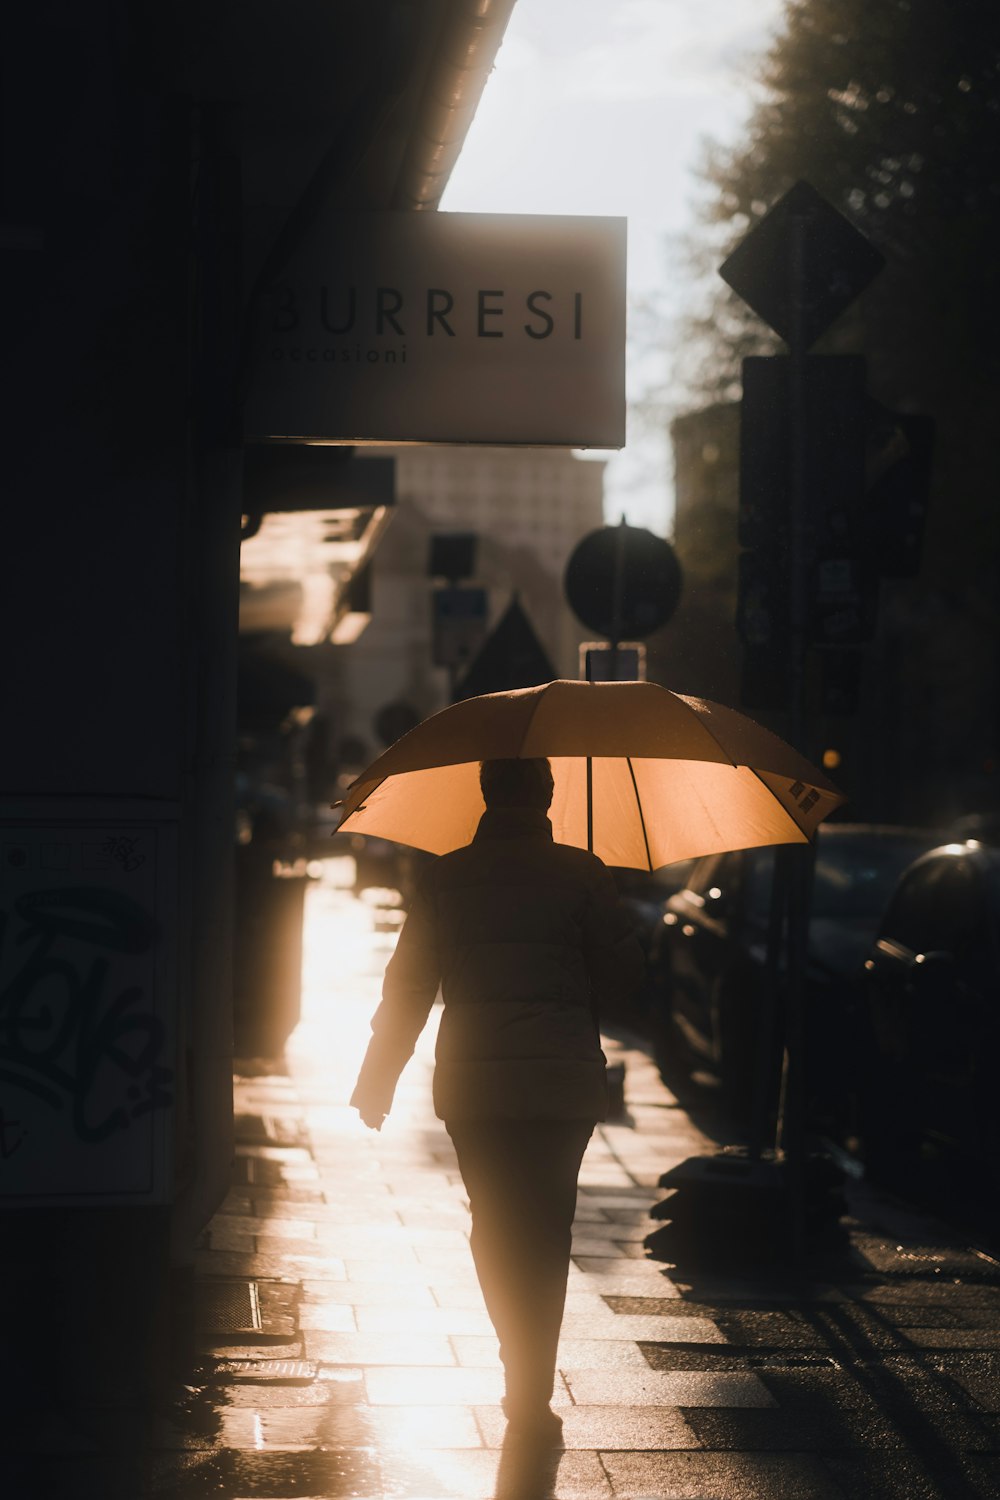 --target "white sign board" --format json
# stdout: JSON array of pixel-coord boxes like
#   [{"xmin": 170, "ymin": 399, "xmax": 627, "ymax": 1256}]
[{"xmin": 244, "ymin": 211, "xmax": 627, "ymax": 448}]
